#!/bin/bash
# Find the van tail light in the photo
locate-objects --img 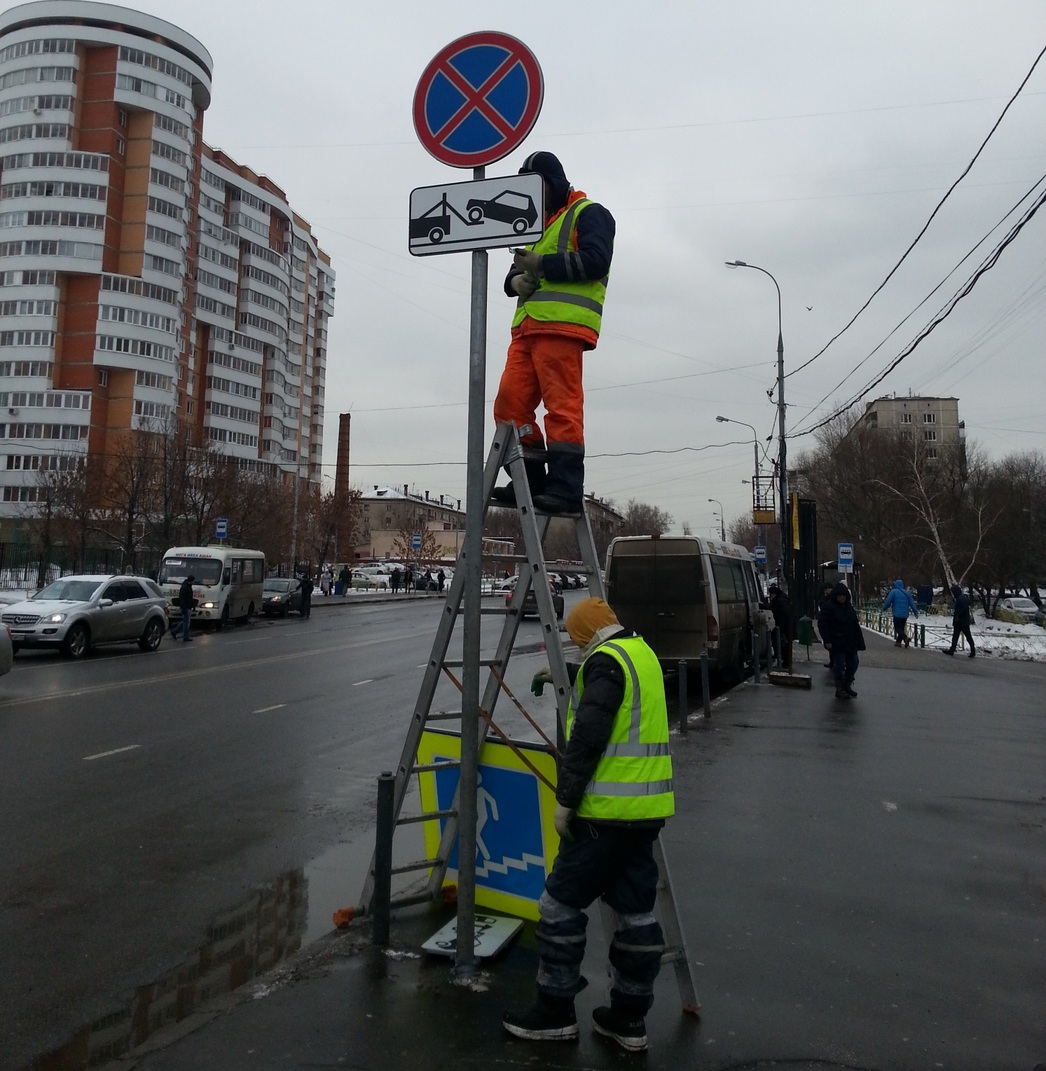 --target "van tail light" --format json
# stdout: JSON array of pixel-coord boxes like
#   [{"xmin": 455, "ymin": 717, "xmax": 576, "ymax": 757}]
[{"xmin": 707, "ymin": 614, "xmax": 720, "ymax": 643}]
